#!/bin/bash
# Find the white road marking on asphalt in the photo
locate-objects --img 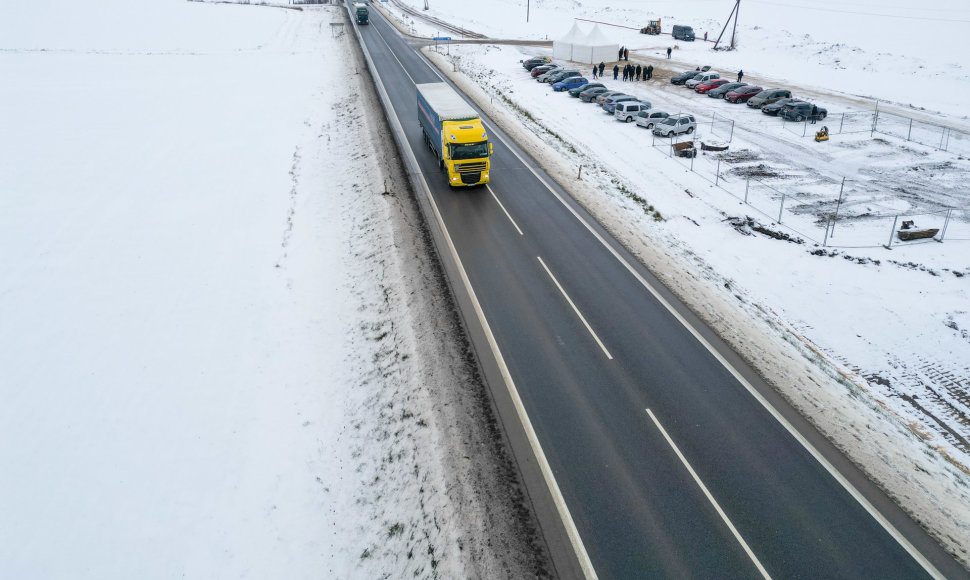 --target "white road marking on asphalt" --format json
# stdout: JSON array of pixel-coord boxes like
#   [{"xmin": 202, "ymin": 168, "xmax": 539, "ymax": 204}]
[
  {"xmin": 482, "ymin": 107, "xmax": 945, "ymax": 580},
  {"xmin": 353, "ymin": 24, "xmax": 599, "ymax": 579},
  {"xmin": 487, "ymin": 184, "xmax": 523, "ymax": 235},
  {"xmin": 646, "ymin": 408, "xmax": 772, "ymax": 580},
  {"xmin": 537, "ymin": 256, "xmax": 613, "ymax": 361}
]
